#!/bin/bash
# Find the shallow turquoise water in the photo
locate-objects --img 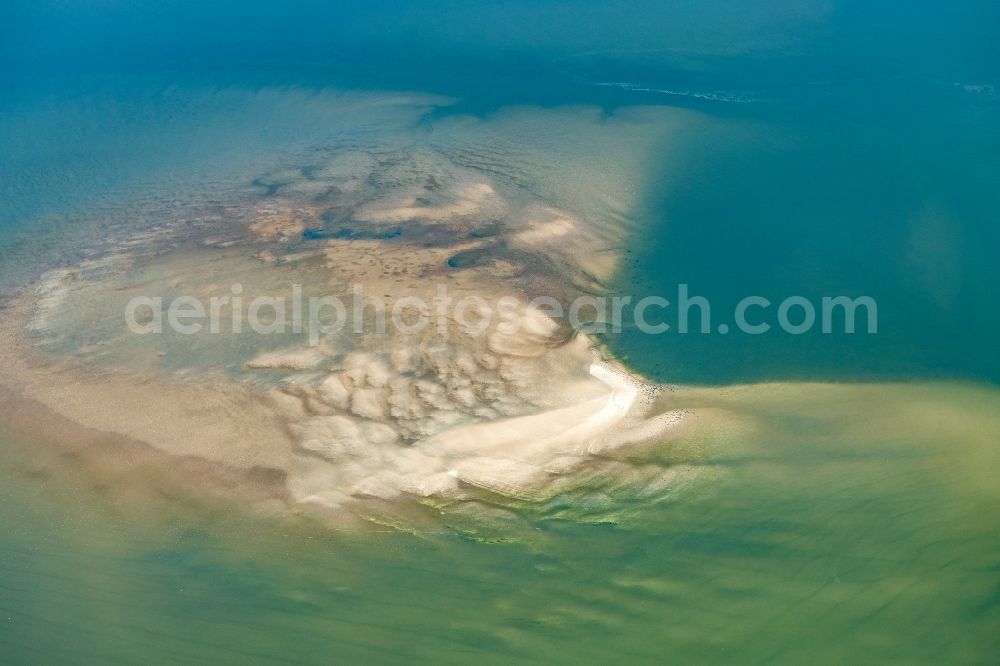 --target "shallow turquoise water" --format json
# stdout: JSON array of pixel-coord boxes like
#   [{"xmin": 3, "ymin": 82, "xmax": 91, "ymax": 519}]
[
  {"xmin": 5, "ymin": 1, "xmax": 998, "ymax": 382},
  {"xmin": 2, "ymin": 1, "xmax": 999, "ymax": 663}
]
